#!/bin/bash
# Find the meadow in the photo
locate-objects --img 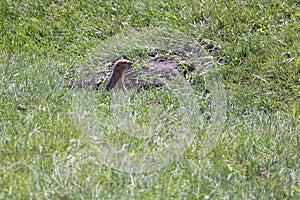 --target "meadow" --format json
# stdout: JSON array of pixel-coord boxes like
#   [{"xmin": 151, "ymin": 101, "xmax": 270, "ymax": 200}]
[{"xmin": 0, "ymin": 0, "xmax": 300, "ymax": 199}]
